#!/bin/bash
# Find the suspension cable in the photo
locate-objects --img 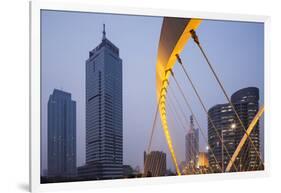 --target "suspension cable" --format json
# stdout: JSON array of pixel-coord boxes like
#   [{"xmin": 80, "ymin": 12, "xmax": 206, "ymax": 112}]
[
  {"xmin": 165, "ymin": 102, "xmax": 187, "ymax": 174},
  {"xmin": 144, "ymin": 98, "xmax": 160, "ymax": 176},
  {"xmin": 170, "ymin": 85, "xmax": 217, "ymax": 173},
  {"xmin": 167, "ymin": 93, "xmax": 203, "ymax": 174},
  {"xmin": 147, "ymin": 100, "xmax": 160, "ymax": 154},
  {"xmin": 167, "ymin": 87, "xmax": 203, "ymax": 174},
  {"xmin": 172, "ymin": 61, "xmax": 238, "ymax": 172},
  {"xmin": 170, "ymin": 74, "xmax": 221, "ymax": 173},
  {"xmin": 169, "ymin": 88, "xmax": 189, "ymax": 126},
  {"xmin": 189, "ymin": 29, "xmax": 263, "ymax": 167}
]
